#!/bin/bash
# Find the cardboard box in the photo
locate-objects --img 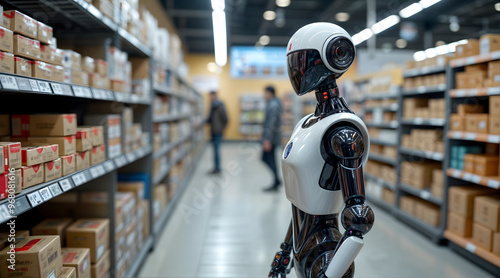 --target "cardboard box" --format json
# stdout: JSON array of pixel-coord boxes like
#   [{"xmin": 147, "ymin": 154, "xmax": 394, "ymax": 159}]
[
  {"xmin": 76, "ymin": 151, "xmax": 90, "ymax": 171},
  {"xmin": 36, "ymin": 21, "xmax": 53, "ymax": 45},
  {"xmin": 13, "ymin": 34, "xmax": 40, "ymax": 60},
  {"xmin": 90, "ymin": 145, "xmax": 106, "ymax": 165},
  {"xmin": 117, "ymin": 181, "xmax": 144, "ymax": 201},
  {"xmin": 0, "ymin": 235, "xmax": 63, "ymax": 278},
  {"xmin": 14, "ymin": 56, "xmax": 31, "ymax": 77},
  {"xmin": 95, "ymin": 59, "xmax": 107, "ymax": 76},
  {"xmin": 62, "ymin": 248, "xmax": 91, "ymax": 278},
  {"xmin": 457, "ymin": 104, "xmax": 484, "ymax": 115},
  {"xmin": 39, "ymin": 44, "xmax": 52, "ymax": 63},
  {"xmin": 474, "ymin": 114, "xmax": 489, "ymax": 133},
  {"xmin": 0, "ymin": 115, "xmax": 9, "ymax": 137},
  {"xmin": 140, "ymin": 200, "xmax": 150, "ymax": 240},
  {"xmin": 29, "ymin": 114, "xmax": 77, "ymax": 136},
  {"xmin": 0, "ymin": 14, "xmax": 10, "ymax": 29},
  {"xmin": 399, "ymin": 195, "xmax": 418, "ymax": 216},
  {"xmin": 59, "ymin": 267, "xmax": 77, "ymax": 278},
  {"xmin": 448, "ymin": 186, "xmax": 496, "ymax": 217},
  {"xmin": 447, "ymin": 212, "xmax": 473, "ymax": 237},
  {"xmin": 111, "ymin": 80, "xmax": 125, "ymax": 93},
  {"xmin": 21, "ymin": 145, "xmax": 45, "ymax": 166},
  {"xmin": 494, "ymin": 232, "xmax": 500, "ymax": 256},
  {"xmin": 473, "ymin": 195, "xmax": 500, "ymax": 231},
  {"xmin": 129, "ymin": 57, "xmax": 149, "ymax": 79},
  {"xmin": 465, "ymin": 116, "xmax": 478, "ymax": 133},
  {"xmin": 381, "ymin": 188, "xmax": 395, "ymax": 205},
  {"xmin": 474, "ymin": 155, "xmax": 499, "ymax": 176},
  {"xmin": 415, "ymin": 201, "xmax": 440, "ymax": 227},
  {"xmin": 93, "ymin": 0, "xmax": 114, "ymax": 19},
  {"xmin": 31, "ymin": 218, "xmax": 73, "ymax": 244},
  {"xmin": 491, "ymin": 96, "xmax": 500, "ymax": 115},
  {"xmin": 66, "ymin": 219, "xmax": 109, "ymax": 263},
  {"xmin": 76, "ymin": 128, "xmax": 92, "ymax": 152},
  {"xmin": 480, "ymin": 34, "xmax": 500, "ymax": 54},
  {"xmin": 78, "ymin": 126, "xmax": 104, "ymax": 146},
  {"xmin": 490, "ymin": 70, "xmax": 500, "ymax": 87},
  {"xmin": 63, "ymin": 50, "xmax": 82, "ymax": 70},
  {"xmin": 22, "ymin": 143, "xmax": 59, "ymax": 163},
  {"xmin": 88, "ymin": 73, "xmax": 110, "ymax": 89},
  {"xmin": 0, "ymin": 168, "xmax": 22, "ymax": 197},
  {"xmin": 61, "ymin": 154, "xmax": 76, "ymax": 176},
  {"xmin": 455, "ymin": 72, "xmax": 468, "ymax": 89},
  {"xmin": 0, "ymin": 26, "xmax": 13, "ymax": 52},
  {"xmin": 72, "ymin": 69, "xmax": 89, "ymax": 86},
  {"xmin": 431, "ymin": 182, "xmax": 444, "ymax": 199},
  {"xmin": 52, "ymin": 49, "xmax": 64, "ymax": 66},
  {"xmin": 84, "ymin": 115, "xmax": 122, "ymax": 159},
  {"xmin": 491, "ymin": 115, "xmax": 500, "ymax": 135},
  {"xmin": 463, "ymin": 154, "xmax": 476, "ymax": 173},
  {"xmin": 472, "ymin": 222, "xmax": 493, "ymax": 251},
  {"xmin": 53, "ymin": 65, "xmax": 64, "ymax": 82},
  {"xmin": 21, "ymin": 164, "xmax": 44, "ymax": 188},
  {"xmin": 4, "ymin": 10, "xmax": 38, "ymax": 39},
  {"xmin": 0, "ymin": 51, "xmax": 14, "ymax": 74},
  {"xmin": 28, "ymin": 136, "xmax": 76, "ymax": 156},
  {"xmin": 0, "ymin": 142, "xmax": 22, "ymax": 170},
  {"xmin": 31, "ymin": 60, "xmax": 53, "ymax": 80},
  {"xmin": 82, "ymin": 56, "xmax": 95, "ymax": 73},
  {"xmin": 90, "ymin": 249, "xmax": 110, "ymax": 278},
  {"xmin": 44, "ymin": 158, "xmax": 62, "ymax": 182}
]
